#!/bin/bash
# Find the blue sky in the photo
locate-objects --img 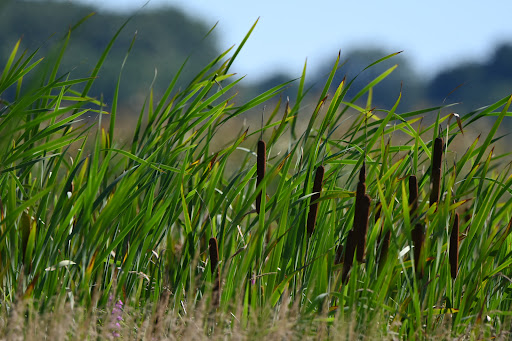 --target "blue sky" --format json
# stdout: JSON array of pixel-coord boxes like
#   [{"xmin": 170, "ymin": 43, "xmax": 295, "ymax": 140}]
[{"xmin": 76, "ymin": 0, "xmax": 512, "ymax": 82}]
